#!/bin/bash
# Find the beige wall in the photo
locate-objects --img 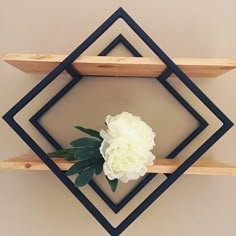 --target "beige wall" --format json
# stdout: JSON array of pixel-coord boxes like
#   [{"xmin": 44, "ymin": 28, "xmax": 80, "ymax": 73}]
[{"xmin": 1, "ymin": 1, "xmax": 236, "ymax": 235}]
